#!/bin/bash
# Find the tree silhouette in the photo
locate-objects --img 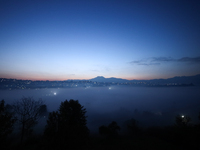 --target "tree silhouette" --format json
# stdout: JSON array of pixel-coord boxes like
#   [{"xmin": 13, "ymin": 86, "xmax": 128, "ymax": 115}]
[
  {"xmin": 44, "ymin": 99, "xmax": 89, "ymax": 149},
  {"xmin": 99, "ymin": 121, "xmax": 120, "ymax": 138},
  {"xmin": 0, "ymin": 100, "xmax": 16, "ymax": 147},
  {"xmin": 99, "ymin": 125, "xmax": 110, "ymax": 136},
  {"xmin": 12, "ymin": 97, "xmax": 44, "ymax": 143},
  {"xmin": 38, "ymin": 104, "xmax": 48, "ymax": 116},
  {"xmin": 126, "ymin": 118, "xmax": 140, "ymax": 136},
  {"xmin": 108, "ymin": 121, "xmax": 121, "ymax": 136},
  {"xmin": 199, "ymin": 112, "xmax": 200, "ymax": 121}
]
